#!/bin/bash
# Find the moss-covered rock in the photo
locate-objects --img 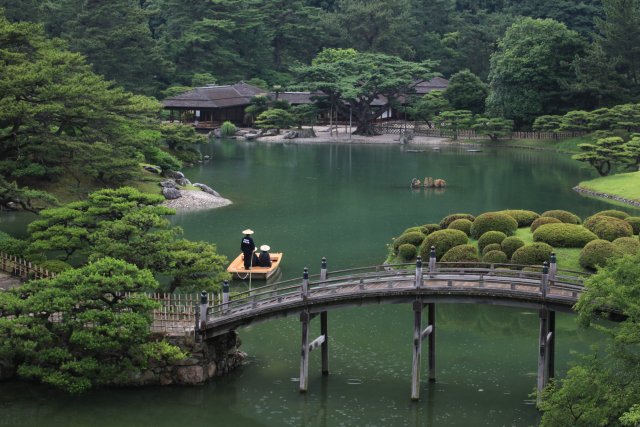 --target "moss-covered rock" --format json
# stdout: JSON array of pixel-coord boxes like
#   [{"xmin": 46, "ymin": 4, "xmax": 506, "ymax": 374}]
[
  {"xmin": 398, "ymin": 244, "xmax": 418, "ymax": 261},
  {"xmin": 470, "ymin": 212, "xmax": 518, "ymax": 239},
  {"xmin": 497, "ymin": 209, "xmax": 540, "ymax": 227},
  {"xmin": 583, "ymin": 215, "xmax": 633, "ymax": 241},
  {"xmin": 511, "ymin": 242, "xmax": 554, "ymax": 266},
  {"xmin": 530, "ymin": 216, "xmax": 562, "ymax": 233},
  {"xmin": 533, "ymin": 223, "xmax": 598, "ymax": 247},
  {"xmin": 441, "ymin": 244, "xmax": 479, "ymax": 264},
  {"xmin": 477, "ymin": 231, "xmax": 507, "ymax": 253},
  {"xmin": 579, "ymin": 239, "xmax": 622, "ymax": 270},
  {"xmin": 439, "ymin": 213, "xmax": 476, "ymax": 229},
  {"xmin": 448, "ymin": 219, "xmax": 473, "ymax": 236},
  {"xmin": 392, "ymin": 232, "xmax": 427, "ymax": 254},
  {"xmin": 625, "ymin": 216, "xmax": 640, "ymax": 235},
  {"xmin": 541, "ymin": 210, "xmax": 581, "ymax": 224},
  {"xmin": 482, "ymin": 243, "xmax": 502, "ymax": 256},
  {"xmin": 612, "ymin": 237, "xmax": 640, "ymax": 255},
  {"xmin": 500, "ymin": 236, "xmax": 525, "ymax": 258},
  {"xmin": 419, "ymin": 229, "xmax": 469, "ymax": 259},
  {"xmin": 483, "ymin": 250, "xmax": 509, "ymax": 264}
]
